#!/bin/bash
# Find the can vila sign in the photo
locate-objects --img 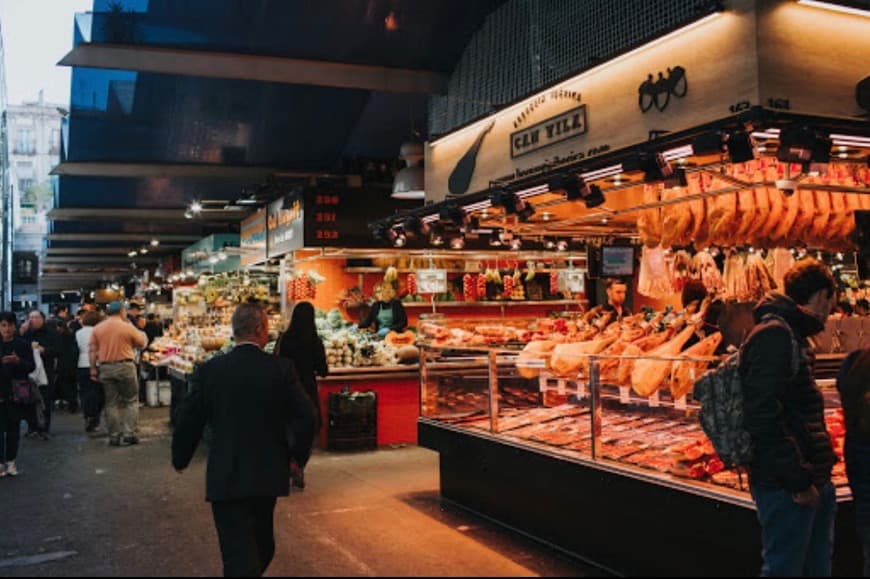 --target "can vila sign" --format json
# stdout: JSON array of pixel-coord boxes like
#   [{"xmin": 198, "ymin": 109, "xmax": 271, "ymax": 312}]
[{"xmin": 510, "ymin": 105, "xmax": 588, "ymax": 158}]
